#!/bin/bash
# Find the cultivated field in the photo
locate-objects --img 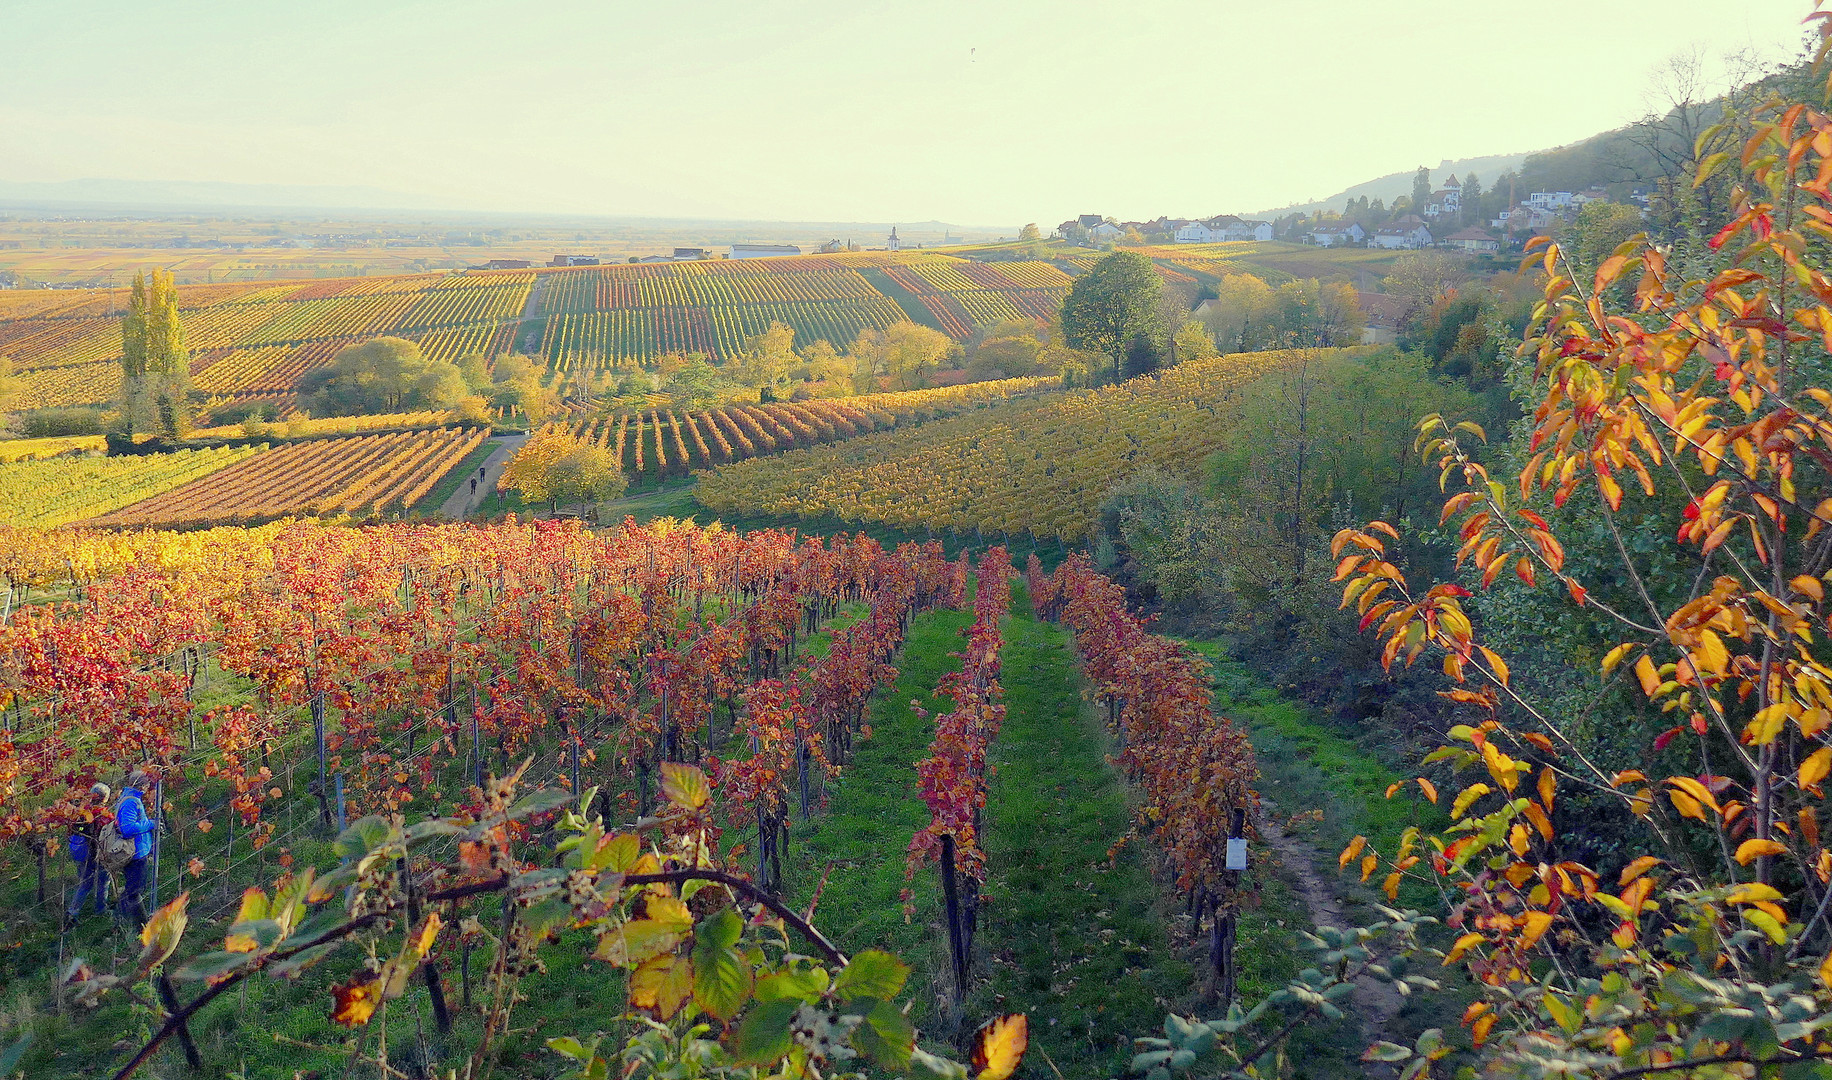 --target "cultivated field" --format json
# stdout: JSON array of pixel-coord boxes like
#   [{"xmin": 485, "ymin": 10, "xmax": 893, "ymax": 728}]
[
  {"xmin": 0, "ymin": 444, "xmax": 260, "ymax": 527},
  {"xmin": 694, "ymin": 347, "xmax": 1342, "ymax": 539},
  {"xmin": 538, "ymin": 376, "xmax": 1053, "ymax": 479},
  {"xmin": 0, "ymin": 252, "xmax": 1081, "ymax": 411},
  {"xmin": 82, "ymin": 427, "xmax": 488, "ymax": 527}
]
